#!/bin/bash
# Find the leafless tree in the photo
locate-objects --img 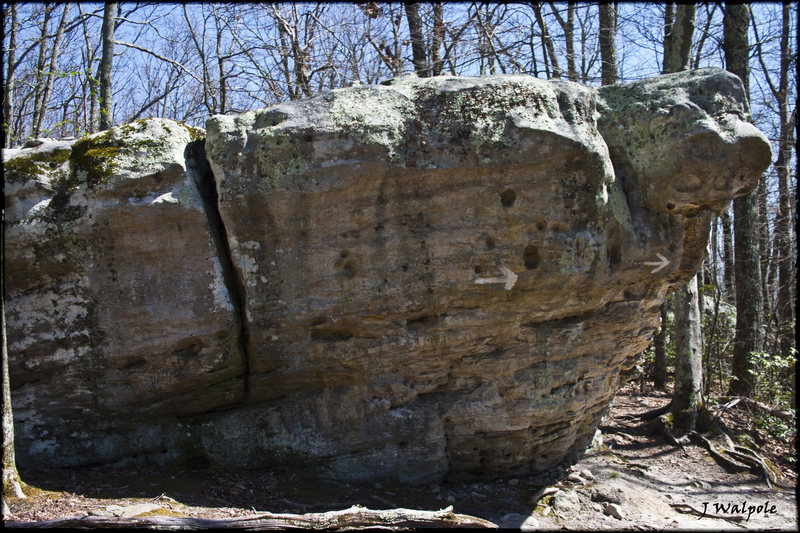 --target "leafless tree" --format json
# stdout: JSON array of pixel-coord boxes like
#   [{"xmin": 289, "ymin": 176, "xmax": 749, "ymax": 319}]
[
  {"xmin": 550, "ymin": 2, "xmax": 578, "ymax": 81},
  {"xmin": 405, "ymin": 2, "xmax": 427, "ymax": 76},
  {"xmin": 531, "ymin": 2, "xmax": 560, "ymax": 79},
  {"xmin": 98, "ymin": 1, "xmax": 117, "ymax": 130},
  {"xmin": 751, "ymin": 4, "xmax": 796, "ymax": 362},
  {"xmin": 662, "ymin": 3, "xmax": 695, "ymax": 74},
  {"xmin": 663, "ymin": 3, "xmax": 702, "ymax": 429},
  {"xmin": 2, "ymin": 3, "xmax": 18, "ymax": 147},
  {"xmin": 31, "ymin": 3, "xmax": 71, "ymax": 138},
  {"xmin": 598, "ymin": 2, "xmax": 617, "ymax": 85},
  {"xmin": 724, "ymin": 3, "xmax": 761, "ymax": 397}
]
